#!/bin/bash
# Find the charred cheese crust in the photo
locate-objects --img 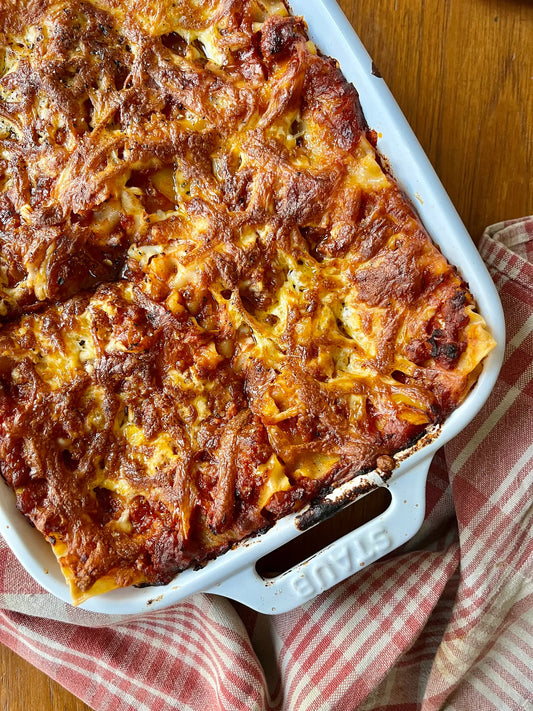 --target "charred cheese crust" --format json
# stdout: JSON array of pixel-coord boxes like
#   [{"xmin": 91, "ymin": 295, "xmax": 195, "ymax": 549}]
[{"xmin": 0, "ymin": 0, "xmax": 495, "ymax": 603}]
